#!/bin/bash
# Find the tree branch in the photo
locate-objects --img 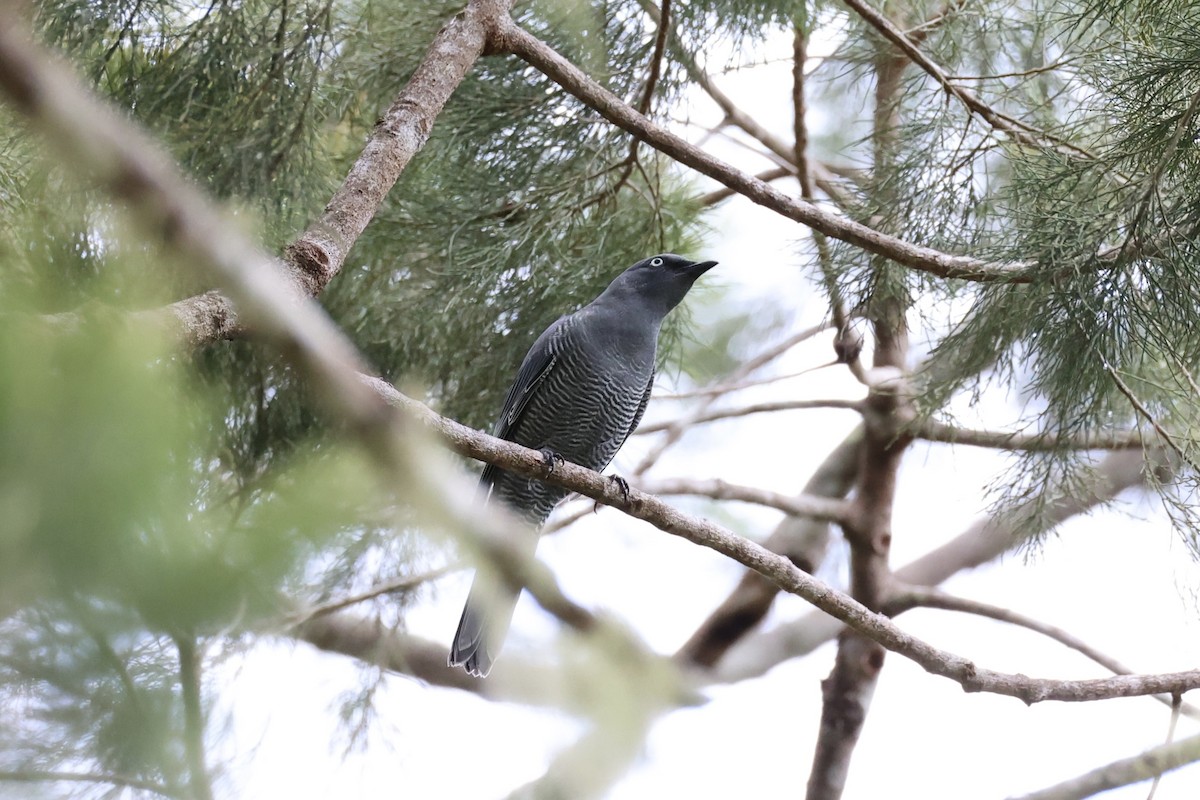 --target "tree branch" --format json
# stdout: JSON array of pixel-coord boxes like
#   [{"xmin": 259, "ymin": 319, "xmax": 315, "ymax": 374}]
[
  {"xmin": 631, "ymin": 322, "xmax": 830, "ymax": 474},
  {"xmin": 887, "ymin": 585, "xmax": 1200, "ymax": 720},
  {"xmin": 638, "ymin": 477, "xmax": 853, "ymax": 524},
  {"xmin": 915, "ymin": 419, "xmax": 1146, "ymax": 451},
  {"xmin": 1009, "ymin": 731, "xmax": 1200, "ymax": 800},
  {"xmin": 44, "ymin": 0, "xmax": 511, "ymax": 347},
  {"xmin": 838, "ymin": 0, "xmax": 1092, "ymax": 158},
  {"xmin": 634, "ymin": 398, "xmax": 863, "ymax": 435},
  {"xmin": 173, "ymin": 634, "xmax": 213, "ymax": 800},
  {"xmin": 677, "ymin": 428, "xmax": 862, "ymax": 668},
  {"xmin": 371, "ymin": 378, "xmax": 1200, "ymax": 704},
  {"xmin": 712, "ymin": 449, "xmax": 1158, "ymax": 683},
  {"xmin": 0, "ymin": 770, "xmax": 180, "ymax": 799},
  {"xmin": 490, "ymin": 17, "xmax": 1031, "ymax": 283}
]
